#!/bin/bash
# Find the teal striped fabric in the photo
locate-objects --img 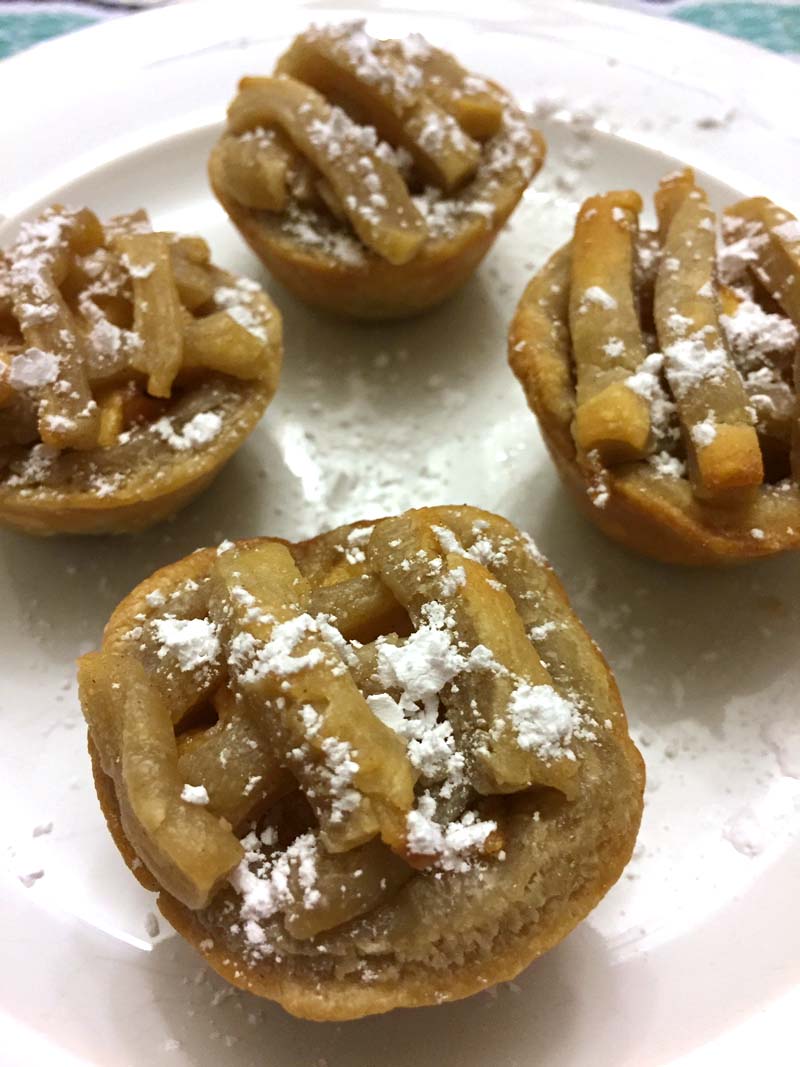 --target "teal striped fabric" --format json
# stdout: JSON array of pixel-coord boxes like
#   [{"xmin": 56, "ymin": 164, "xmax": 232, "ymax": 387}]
[
  {"xmin": 672, "ymin": 2, "xmax": 800, "ymax": 54},
  {"xmin": 0, "ymin": 1, "xmax": 798, "ymax": 60},
  {"xmin": 0, "ymin": 7, "xmax": 100, "ymax": 59}
]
